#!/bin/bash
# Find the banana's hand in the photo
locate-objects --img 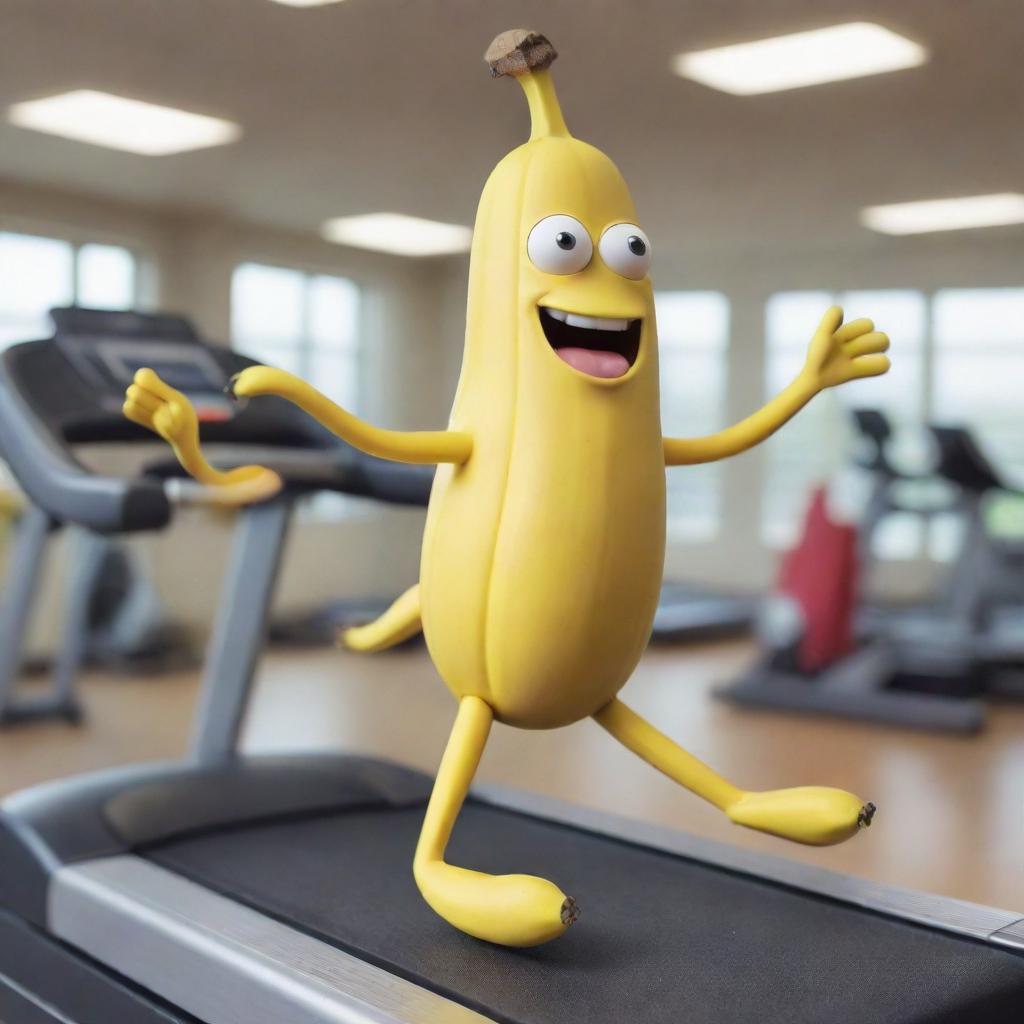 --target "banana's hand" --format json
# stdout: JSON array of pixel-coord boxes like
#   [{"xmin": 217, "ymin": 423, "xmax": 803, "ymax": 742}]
[
  {"xmin": 801, "ymin": 306, "xmax": 890, "ymax": 393},
  {"xmin": 124, "ymin": 368, "xmax": 201, "ymax": 452},
  {"xmin": 124, "ymin": 368, "xmax": 282, "ymax": 505}
]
